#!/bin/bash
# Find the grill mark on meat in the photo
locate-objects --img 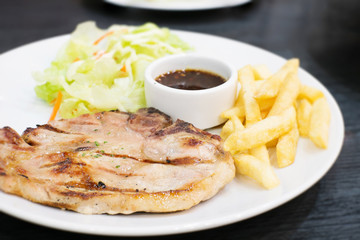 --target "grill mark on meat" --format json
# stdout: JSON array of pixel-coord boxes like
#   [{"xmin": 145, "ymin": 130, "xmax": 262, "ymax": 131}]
[
  {"xmin": 0, "ymin": 127, "xmax": 23, "ymax": 145},
  {"xmin": 74, "ymin": 146, "xmax": 94, "ymax": 152},
  {"xmin": 97, "ymin": 181, "xmax": 106, "ymax": 189},
  {"xmin": 152, "ymin": 120, "xmax": 221, "ymax": 141},
  {"xmin": 57, "ymin": 189, "xmax": 109, "ymax": 200},
  {"xmin": 38, "ymin": 153, "xmax": 87, "ymax": 177},
  {"xmin": 101, "ymin": 152, "xmax": 213, "ymax": 165},
  {"xmin": 23, "ymin": 124, "xmax": 76, "ymax": 146},
  {"xmin": 12, "ymin": 145, "xmax": 35, "ymax": 152},
  {"xmin": 101, "ymin": 152, "xmax": 138, "ymax": 160},
  {"xmin": 41, "ymin": 124, "xmax": 72, "ymax": 133},
  {"xmin": 0, "ymin": 108, "xmax": 235, "ymax": 214},
  {"xmin": 65, "ymin": 179, "xmax": 108, "ymax": 191},
  {"xmin": 185, "ymin": 138, "xmax": 203, "ymax": 147},
  {"xmin": 51, "ymin": 158, "xmax": 73, "ymax": 174},
  {"xmin": 140, "ymin": 107, "xmax": 172, "ymax": 122},
  {"xmin": 129, "ymin": 116, "xmax": 160, "ymax": 128},
  {"xmin": 24, "ymin": 124, "xmax": 71, "ymax": 136},
  {"xmin": 59, "ymin": 185, "xmax": 194, "ymax": 196},
  {"xmin": 141, "ymin": 158, "xmax": 206, "ymax": 164},
  {"xmin": 128, "ymin": 108, "xmax": 173, "ymax": 135},
  {"xmin": 16, "ymin": 167, "xmax": 29, "ymax": 179},
  {"xmin": 0, "ymin": 167, "xmax": 5, "ymax": 176},
  {"xmin": 18, "ymin": 174, "xmax": 28, "ymax": 179},
  {"xmin": 152, "ymin": 120, "xmax": 192, "ymax": 137},
  {"xmin": 22, "ymin": 128, "xmax": 35, "ymax": 140},
  {"xmin": 163, "ymin": 157, "xmax": 210, "ymax": 165}
]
